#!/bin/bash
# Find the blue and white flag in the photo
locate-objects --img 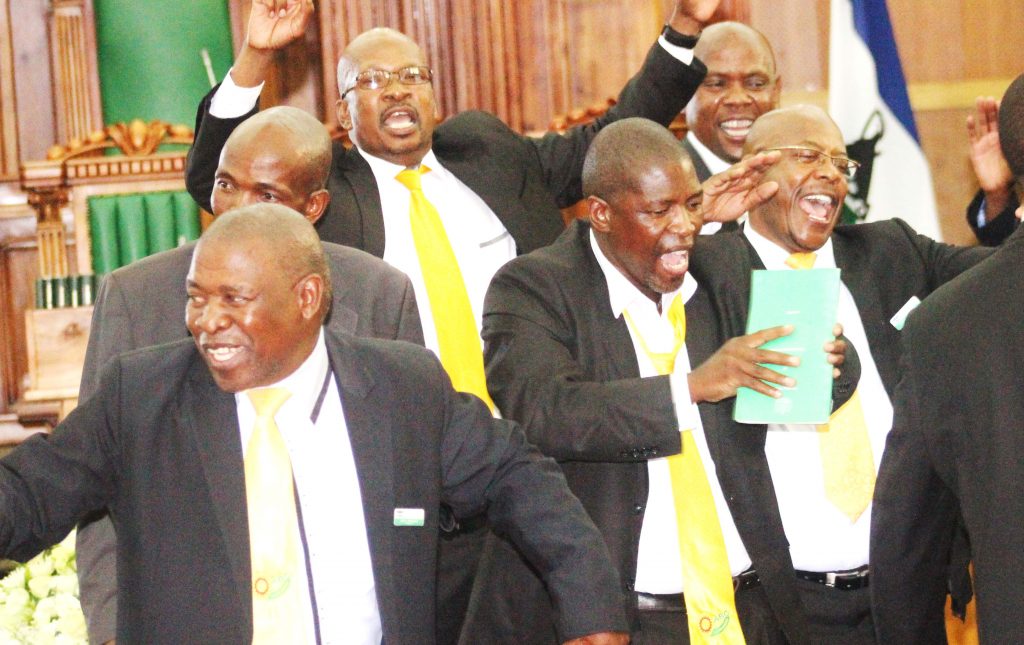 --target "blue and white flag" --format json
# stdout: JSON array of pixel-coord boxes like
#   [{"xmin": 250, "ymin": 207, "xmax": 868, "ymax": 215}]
[{"xmin": 829, "ymin": 0, "xmax": 942, "ymax": 240}]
